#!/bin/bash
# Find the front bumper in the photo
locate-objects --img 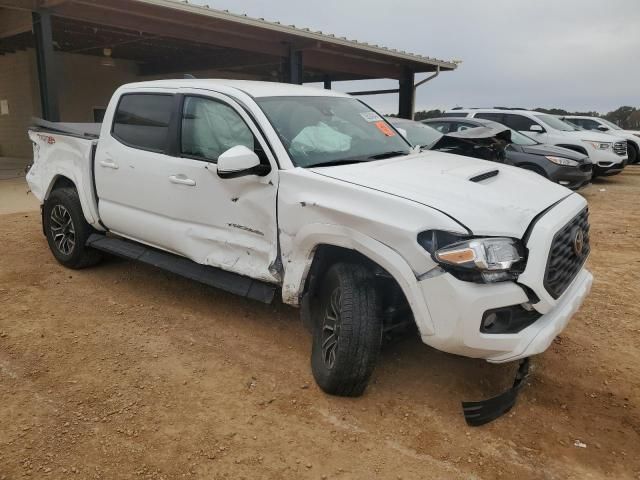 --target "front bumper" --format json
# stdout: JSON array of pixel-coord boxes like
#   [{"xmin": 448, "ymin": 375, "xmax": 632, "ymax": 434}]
[
  {"xmin": 547, "ymin": 163, "xmax": 592, "ymax": 189},
  {"xmin": 590, "ymin": 148, "xmax": 627, "ymax": 175},
  {"xmin": 594, "ymin": 163, "xmax": 625, "ymax": 176},
  {"xmin": 410, "ymin": 194, "xmax": 592, "ymax": 363}
]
